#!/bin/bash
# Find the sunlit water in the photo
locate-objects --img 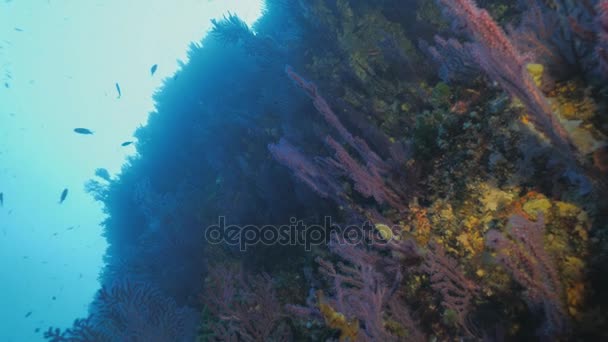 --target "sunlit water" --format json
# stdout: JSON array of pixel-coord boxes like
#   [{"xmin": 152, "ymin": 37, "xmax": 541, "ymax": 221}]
[{"xmin": 0, "ymin": 1, "xmax": 262, "ymax": 340}]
